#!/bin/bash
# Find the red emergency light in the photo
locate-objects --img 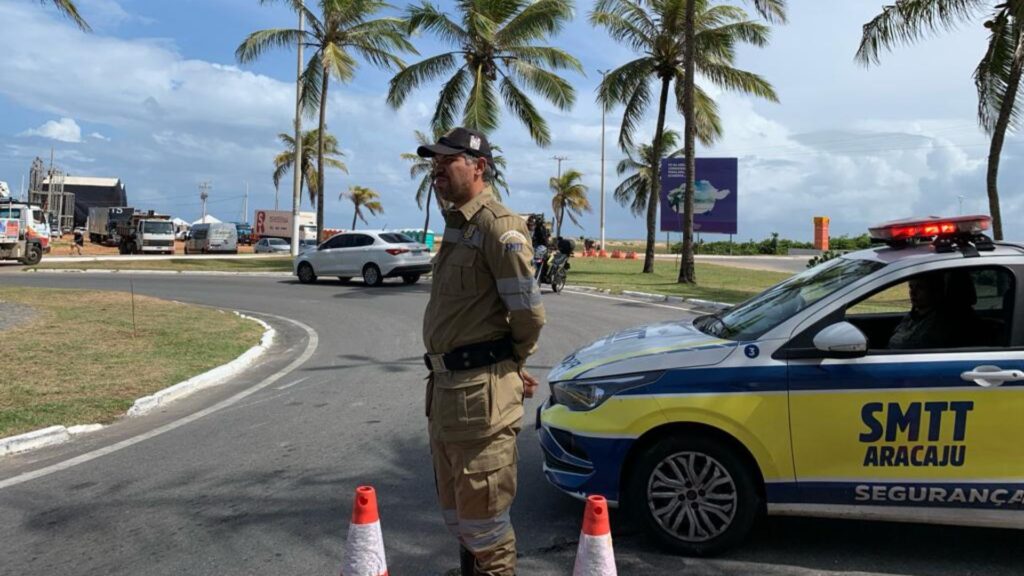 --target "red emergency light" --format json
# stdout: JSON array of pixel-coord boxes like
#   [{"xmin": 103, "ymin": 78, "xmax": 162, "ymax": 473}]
[{"xmin": 869, "ymin": 215, "xmax": 991, "ymax": 244}]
